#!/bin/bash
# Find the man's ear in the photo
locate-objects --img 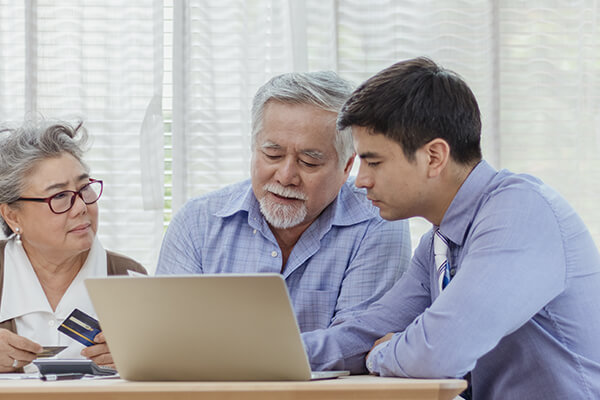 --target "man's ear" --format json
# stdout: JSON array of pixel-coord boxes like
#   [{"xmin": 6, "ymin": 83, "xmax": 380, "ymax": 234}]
[
  {"xmin": 0, "ymin": 203, "xmax": 20, "ymax": 233},
  {"xmin": 342, "ymin": 153, "xmax": 356, "ymax": 176},
  {"xmin": 423, "ymin": 138, "xmax": 450, "ymax": 178}
]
